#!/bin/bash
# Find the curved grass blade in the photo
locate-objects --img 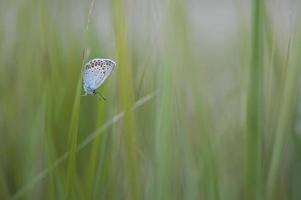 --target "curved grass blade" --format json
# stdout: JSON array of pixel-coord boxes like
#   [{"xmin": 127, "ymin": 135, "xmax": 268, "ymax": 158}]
[{"xmin": 11, "ymin": 91, "xmax": 157, "ymax": 200}]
